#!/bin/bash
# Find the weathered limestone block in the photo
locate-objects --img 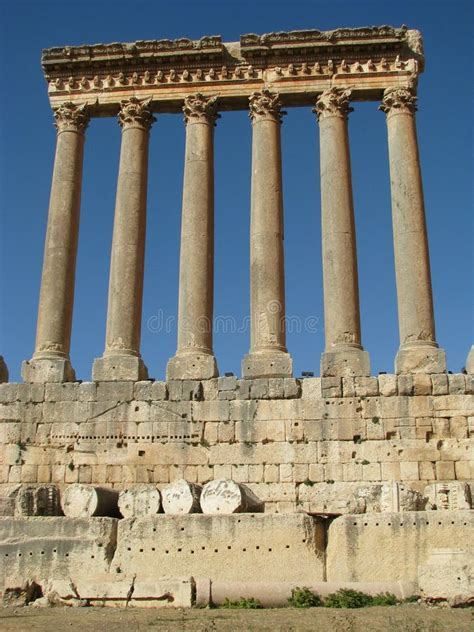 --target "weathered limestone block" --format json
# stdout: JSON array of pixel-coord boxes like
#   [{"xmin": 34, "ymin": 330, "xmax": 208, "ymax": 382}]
[
  {"xmin": 10, "ymin": 485, "xmax": 62, "ymax": 516},
  {"xmin": 298, "ymin": 481, "xmax": 423, "ymax": 514},
  {"xmin": 114, "ymin": 514, "xmax": 325, "ymax": 583},
  {"xmin": 134, "ymin": 380, "xmax": 168, "ymax": 401},
  {"xmin": 326, "ymin": 511, "xmax": 474, "ymax": 583},
  {"xmin": 47, "ymin": 574, "xmax": 194, "ymax": 608},
  {"xmin": 61, "ymin": 484, "xmax": 120, "ymax": 518},
  {"xmin": 0, "ymin": 517, "xmax": 118, "ymax": 590},
  {"xmin": 118, "ymin": 484, "xmax": 162, "ymax": 518},
  {"xmin": 418, "ymin": 549, "xmax": 474, "ymax": 604},
  {"xmin": 201, "ymin": 478, "xmax": 264, "ymax": 514},
  {"xmin": 379, "ymin": 482, "xmax": 425, "ymax": 512},
  {"xmin": 448, "ymin": 374, "xmax": 466, "ymax": 395},
  {"xmin": 301, "ymin": 378, "xmax": 321, "ymax": 399},
  {"xmin": 424, "ymin": 481, "xmax": 472, "ymax": 510},
  {"xmin": 161, "ymin": 479, "xmax": 202, "ymax": 514},
  {"xmin": 321, "ymin": 377, "xmax": 342, "ymax": 398},
  {"xmin": 378, "ymin": 374, "xmax": 398, "ymax": 397}
]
